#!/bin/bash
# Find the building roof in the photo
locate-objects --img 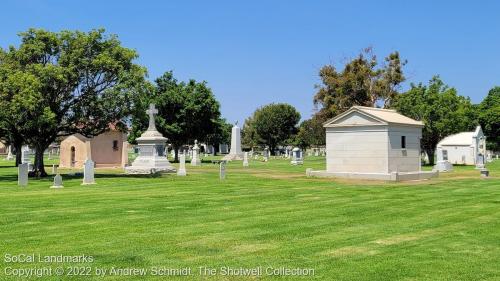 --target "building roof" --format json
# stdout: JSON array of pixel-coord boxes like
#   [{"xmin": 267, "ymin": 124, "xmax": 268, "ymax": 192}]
[
  {"xmin": 437, "ymin": 126, "xmax": 484, "ymax": 146},
  {"xmin": 324, "ymin": 106, "xmax": 424, "ymax": 127},
  {"xmin": 438, "ymin": 132, "xmax": 475, "ymax": 146}
]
